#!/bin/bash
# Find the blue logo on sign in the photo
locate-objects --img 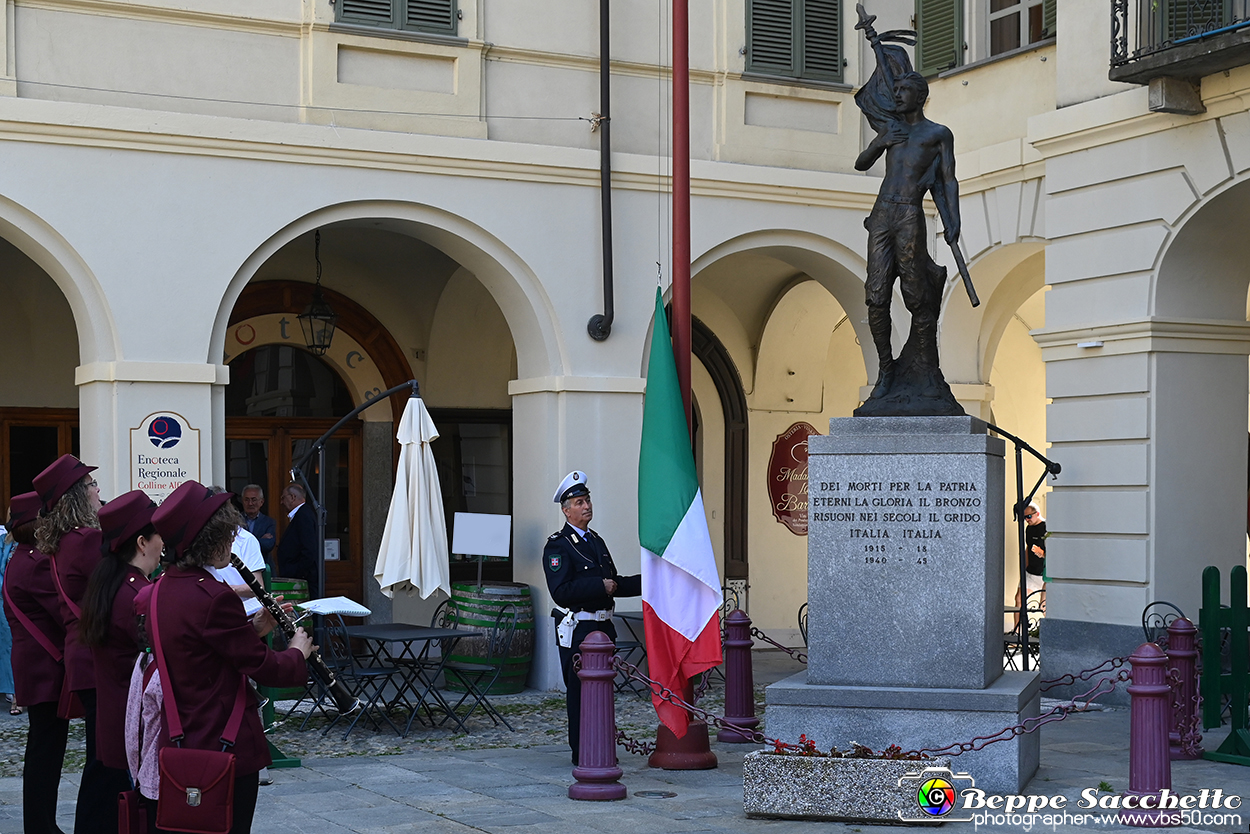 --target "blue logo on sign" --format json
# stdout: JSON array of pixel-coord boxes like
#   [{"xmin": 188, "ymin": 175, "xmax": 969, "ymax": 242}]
[{"xmin": 148, "ymin": 416, "xmax": 182, "ymax": 449}]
